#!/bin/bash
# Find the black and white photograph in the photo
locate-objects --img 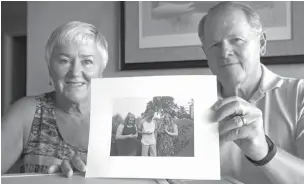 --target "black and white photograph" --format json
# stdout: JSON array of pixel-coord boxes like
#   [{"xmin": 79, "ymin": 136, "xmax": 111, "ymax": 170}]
[{"xmin": 110, "ymin": 96, "xmax": 194, "ymax": 157}]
